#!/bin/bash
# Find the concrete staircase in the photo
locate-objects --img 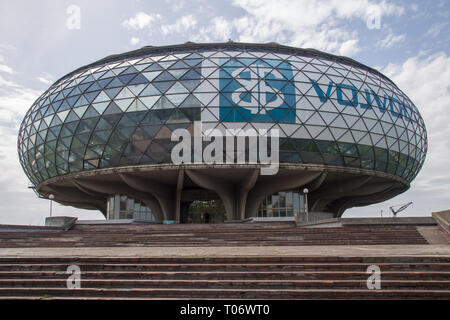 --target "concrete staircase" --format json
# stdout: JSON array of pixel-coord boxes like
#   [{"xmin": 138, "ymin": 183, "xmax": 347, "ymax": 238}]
[
  {"xmin": 0, "ymin": 222, "xmax": 429, "ymax": 247},
  {"xmin": 0, "ymin": 256, "xmax": 448, "ymax": 299}
]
